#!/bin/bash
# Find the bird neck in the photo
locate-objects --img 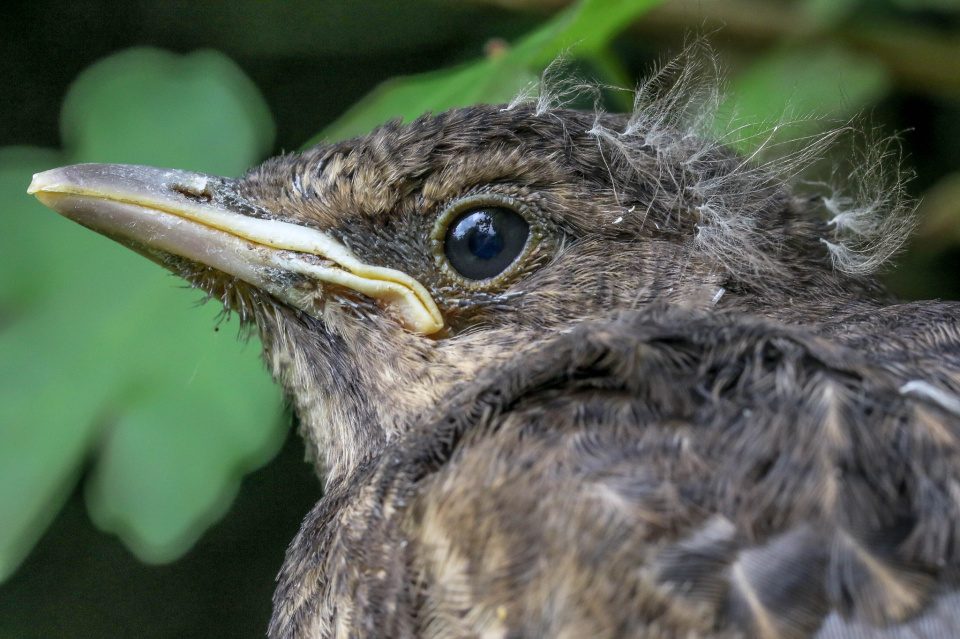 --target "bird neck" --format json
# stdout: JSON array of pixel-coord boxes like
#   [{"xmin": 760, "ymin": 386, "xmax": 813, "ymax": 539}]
[{"xmin": 261, "ymin": 305, "xmax": 463, "ymax": 486}]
